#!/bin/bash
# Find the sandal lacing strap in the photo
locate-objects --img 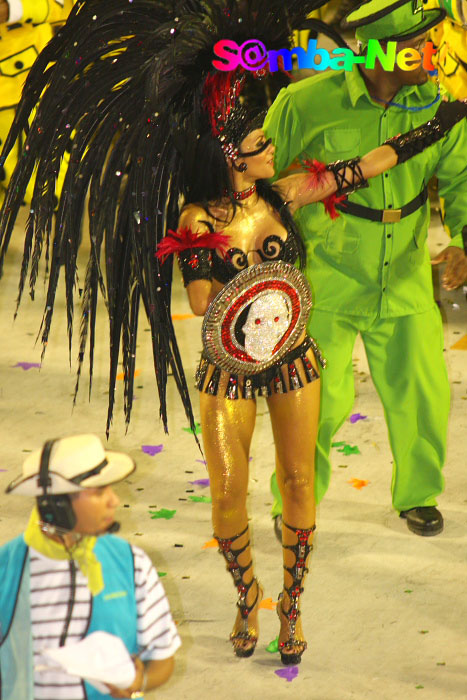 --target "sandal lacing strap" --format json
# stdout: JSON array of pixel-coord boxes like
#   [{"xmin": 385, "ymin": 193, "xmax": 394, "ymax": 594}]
[
  {"xmin": 214, "ymin": 526, "xmax": 260, "ymax": 656},
  {"xmin": 279, "ymin": 522, "xmax": 316, "ymax": 662}
]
